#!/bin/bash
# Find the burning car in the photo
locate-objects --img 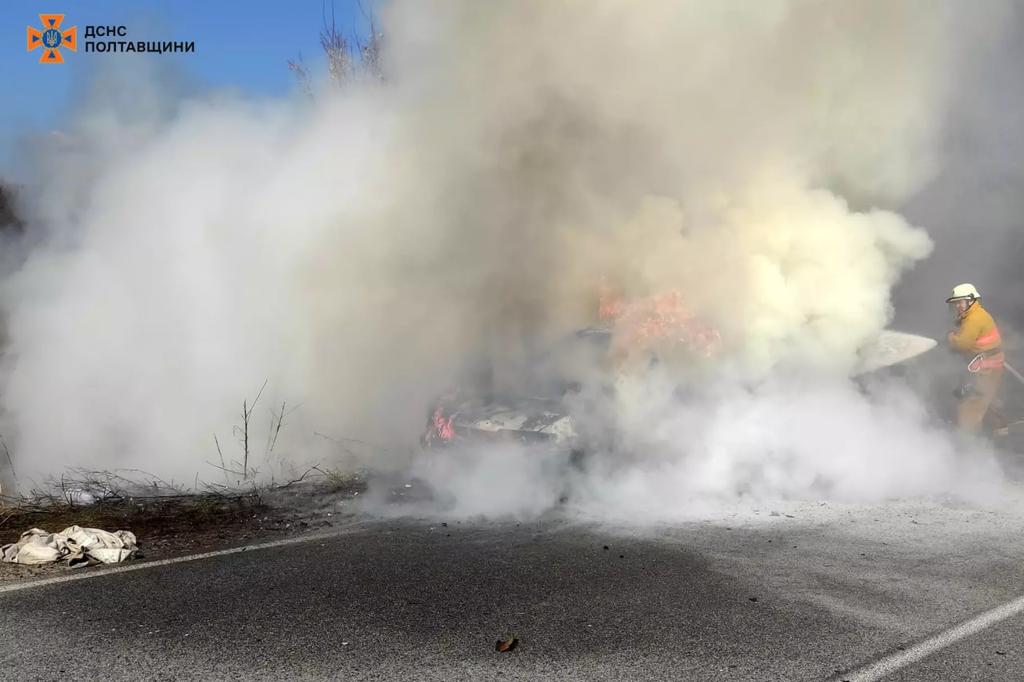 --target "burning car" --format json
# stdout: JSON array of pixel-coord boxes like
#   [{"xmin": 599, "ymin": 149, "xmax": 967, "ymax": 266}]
[
  {"xmin": 420, "ymin": 285, "xmax": 938, "ymax": 455},
  {"xmin": 421, "ymin": 289, "xmax": 726, "ymax": 452},
  {"xmin": 420, "ymin": 327, "xmax": 609, "ymax": 453},
  {"xmin": 420, "ymin": 323, "xmax": 939, "ymax": 455}
]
